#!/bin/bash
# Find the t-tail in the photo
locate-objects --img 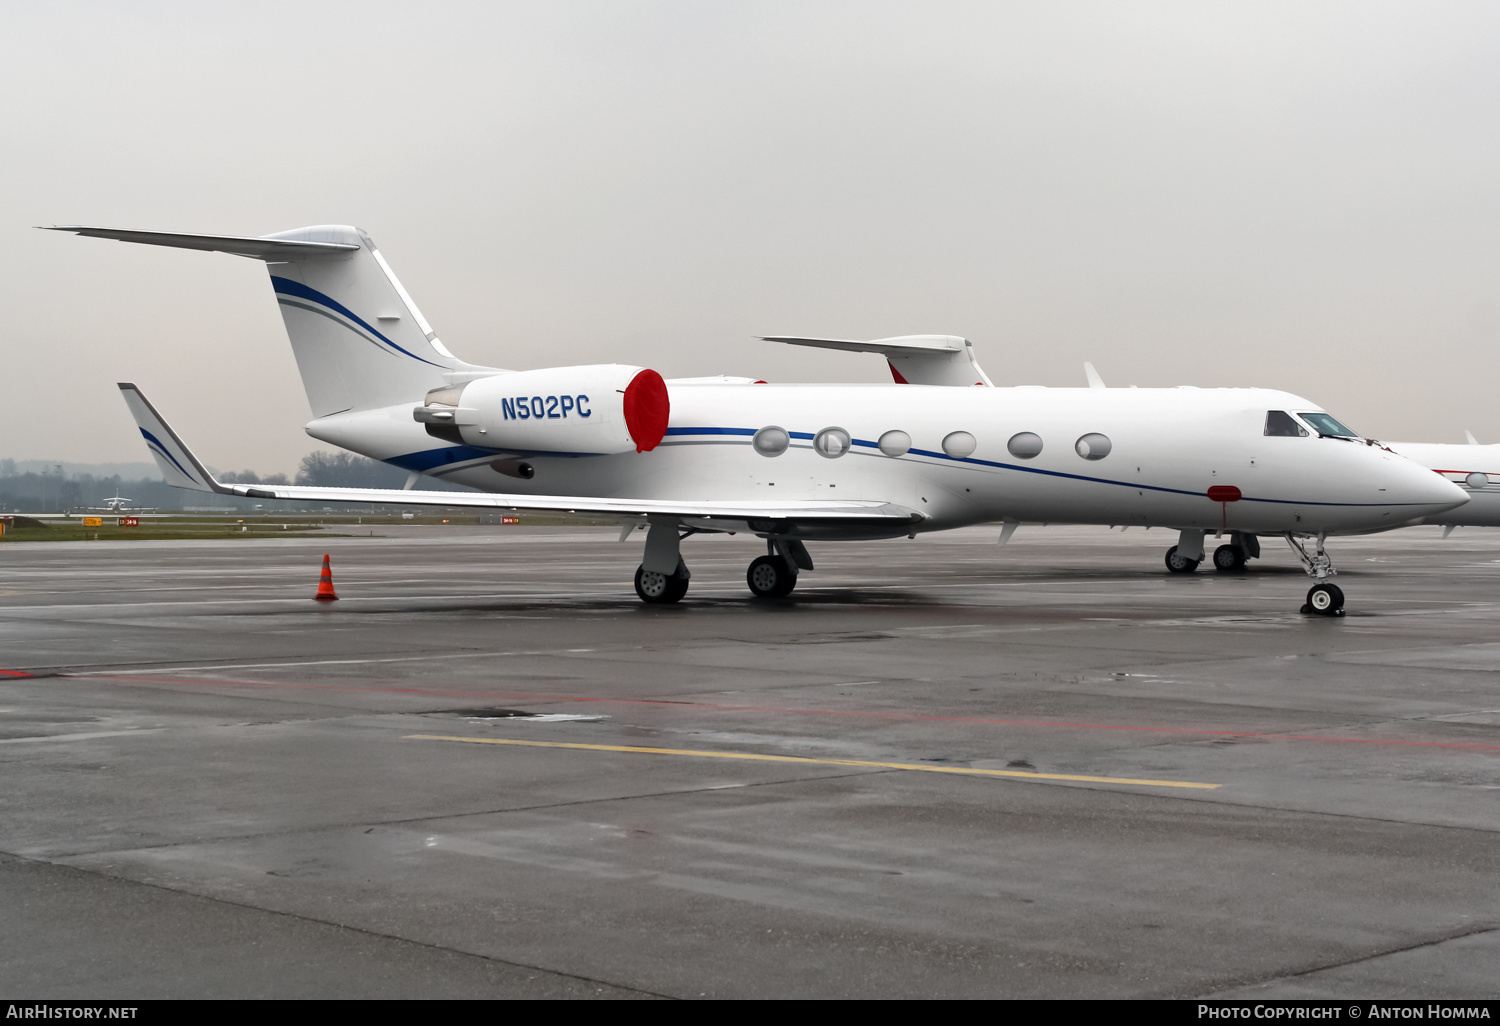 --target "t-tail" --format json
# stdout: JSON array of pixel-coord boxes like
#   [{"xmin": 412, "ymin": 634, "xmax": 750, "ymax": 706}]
[{"xmin": 43, "ymin": 224, "xmax": 499, "ymax": 418}]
